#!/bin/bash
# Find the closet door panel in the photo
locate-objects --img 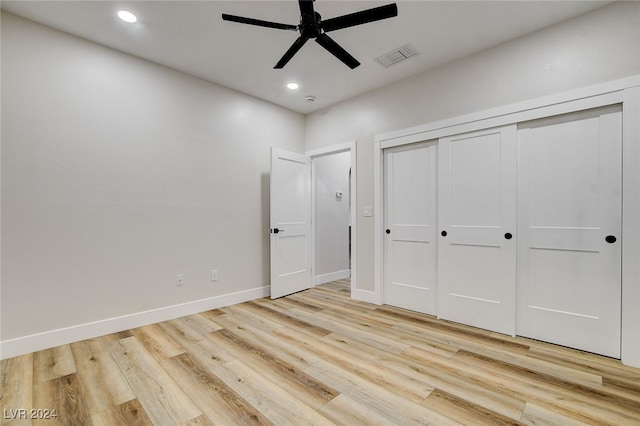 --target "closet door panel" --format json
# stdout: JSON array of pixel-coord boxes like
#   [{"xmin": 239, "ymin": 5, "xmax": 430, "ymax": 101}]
[
  {"xmin": 383, "ymin": 141, "xmax": 437, "ymax": 315},
  {"xmin": 438, "ymin": 125, "xmax": 517, "ymax": 335},
  {"xmin": 517, "ymin": 105, "xmax": 622, "ymax": 358}
]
